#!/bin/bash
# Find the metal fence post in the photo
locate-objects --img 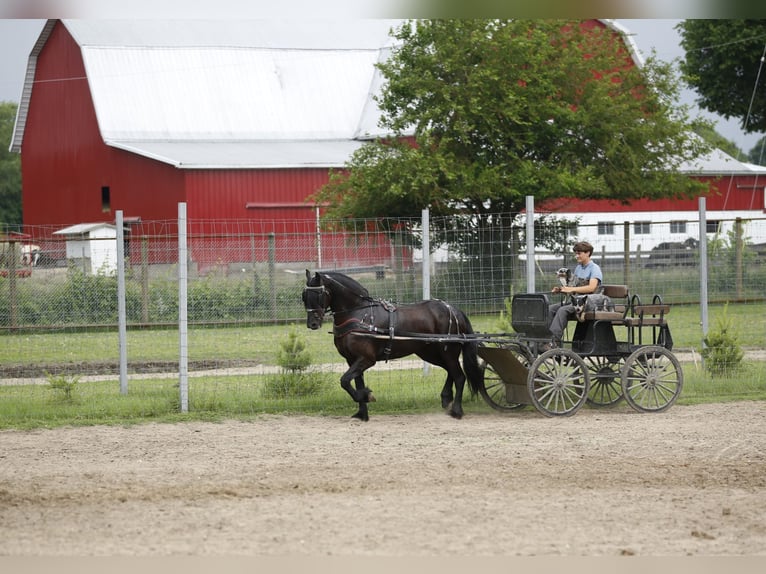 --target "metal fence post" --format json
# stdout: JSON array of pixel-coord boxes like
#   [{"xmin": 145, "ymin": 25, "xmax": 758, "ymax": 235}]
[
  {"xmin": 268, "ymin": 232, "xmax": 277, "ymax": 321},
  {"xmin": 526, "ymin": 195, "xmax": 535, "ymax": 293},
  {"xmin": 116, "ymin": 210, "xmax": 128, "ymax": 395},
  {"xmin": 699, "ymin": 198, "xmax": 709, "ymax": 352},
  {"xmin": 178, "ymin": 203, "xmax": 189, "ymax": 413}
]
